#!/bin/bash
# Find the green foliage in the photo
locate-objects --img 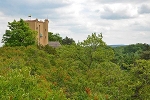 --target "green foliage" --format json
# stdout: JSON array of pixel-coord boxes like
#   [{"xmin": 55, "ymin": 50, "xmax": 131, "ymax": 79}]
[
  {"xmin": 48, "ymin": 32, "xmax": 62, "ymax": 43},
  {"xmin": 62, "ymin": 36, "xmax": 75, "ymax": 45},
  {"xmin": 130, "ymin": 60, "xmax": 150, "ymax": 99},
  {"xmin": 79, "ymin": 32, "xmax": 106, "ymax": 47},
  {"xmin": 140, "ymin": 50, "xmax": 150, "ymax": 60},
  {"xmin": 48, "ymin": 32, "xmax": 75, "ymax": 45},
  {"xmin": 113, "ymin": 43, "xmax": 150, "ymax": 66},
  {"xmin": 77, "ymin": 33, "xmax": 114, "ymax": 67},
  {"xmin": 2, "ymin": 19, "xmax": 37, "ymax": 47},
  {"xmin": 0, "ymin": 67, "xmax": 67, "ymax": 100},
  {"xmin": 123, "ymin": 43, "xmax": 150, "ymax": 54},
  {"xmin": 38, "ymin": 44, "xmax": 56, "ymax": 55},
  {"xmin": 0, "ymin": 33, "xmax": 150, "ymax": 99}
]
